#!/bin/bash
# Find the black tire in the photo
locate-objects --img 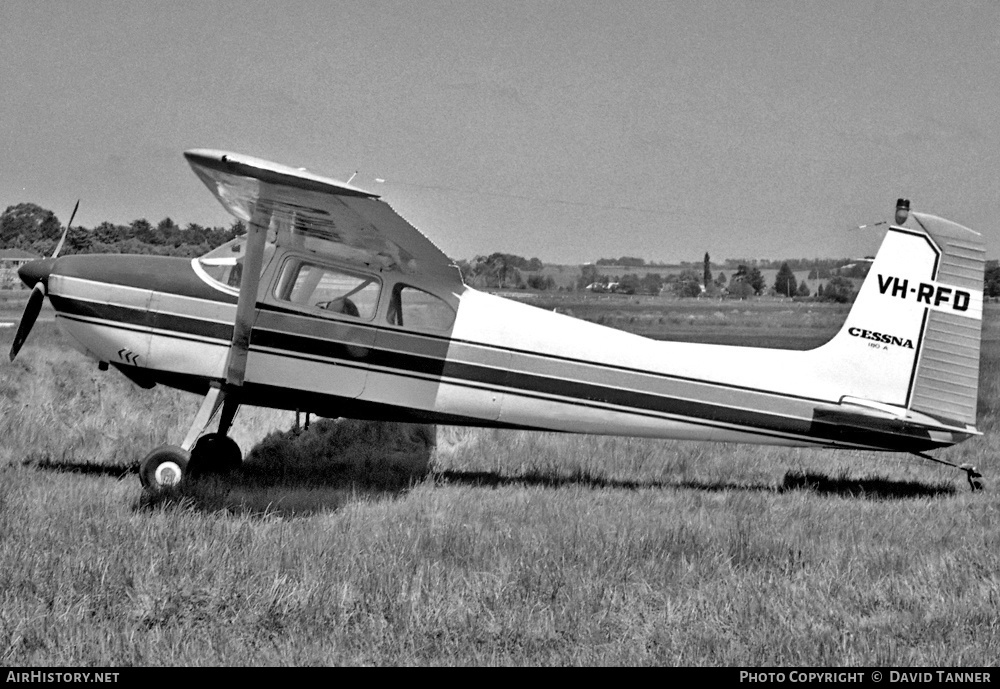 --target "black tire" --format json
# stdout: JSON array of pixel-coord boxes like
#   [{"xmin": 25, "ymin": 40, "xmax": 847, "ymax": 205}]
[
  {"xmin": 188, "ymin": 433, "xmax": 242, "ymax": 479},
  {"xmin": 139, "ymin": 445, "xmax": 190, "ymax": 490}
]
